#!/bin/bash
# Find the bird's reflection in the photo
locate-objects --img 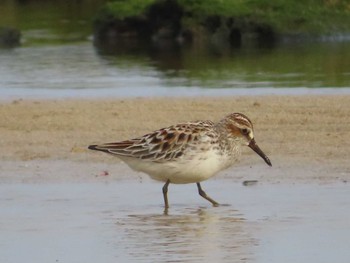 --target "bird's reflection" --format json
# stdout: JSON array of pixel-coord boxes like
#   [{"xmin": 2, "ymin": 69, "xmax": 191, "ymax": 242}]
[{"xmin": 112, "ymin": 206, "xmax": 256, "ymax": 262}]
